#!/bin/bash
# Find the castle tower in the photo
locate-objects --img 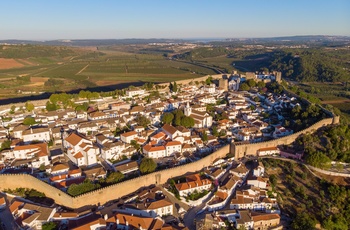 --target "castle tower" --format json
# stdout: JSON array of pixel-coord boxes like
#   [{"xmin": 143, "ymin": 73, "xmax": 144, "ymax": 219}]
[
  {"xmin": 219, "ymin": 79, "xmax": 228, "ymax": 91},
  {"xmin": 275, "ymin": 71, "xmax": 282, "ymax": 83},
  {"xmin": 184, "ymin": 102, "xmax": 192, "ymax": 116}
]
